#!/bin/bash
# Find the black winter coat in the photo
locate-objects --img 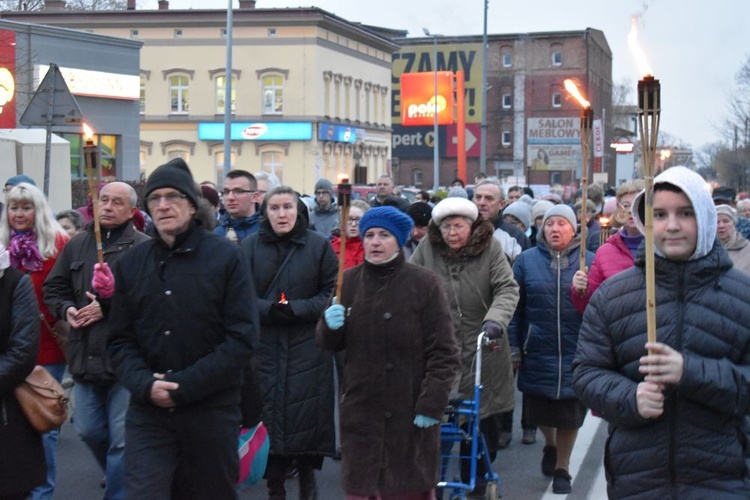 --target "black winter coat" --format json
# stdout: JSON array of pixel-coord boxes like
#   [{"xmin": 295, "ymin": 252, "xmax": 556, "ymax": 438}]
[
  {"xmin": 573, "ymin": 242, "xmax": 750, "ymax": 499},
  {"xmin": 44, "ymin": 221, "xmax": 149, "ymax": 383},
  {"xmin": 107, "ymin": 223, "xmax": 257, "ymax": 410},
  {"xmin": 0, "ymin": 270, "xmax": 45, "ymax": 496},
  {"xmin": 240, "ymin": 215, "xmax": 337, "ymax": 456}
]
